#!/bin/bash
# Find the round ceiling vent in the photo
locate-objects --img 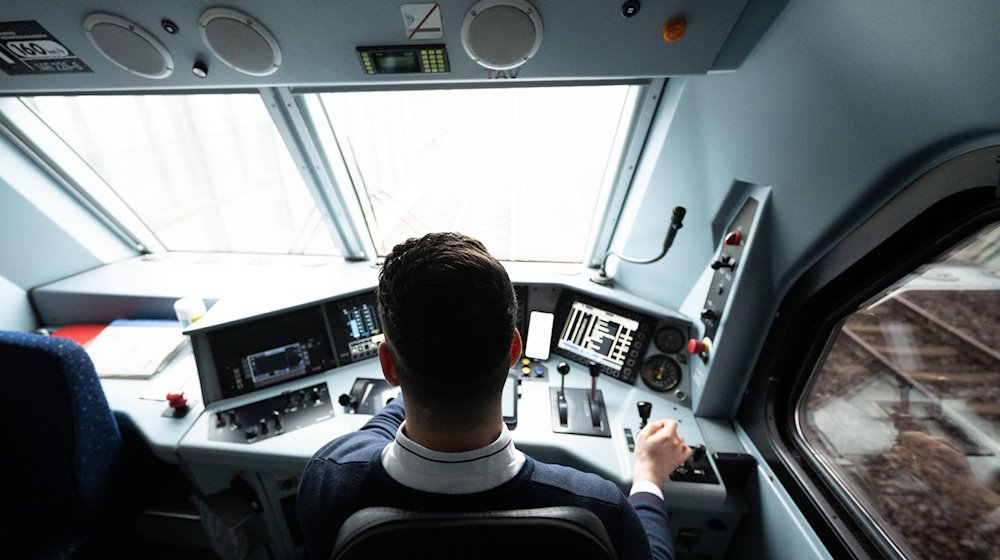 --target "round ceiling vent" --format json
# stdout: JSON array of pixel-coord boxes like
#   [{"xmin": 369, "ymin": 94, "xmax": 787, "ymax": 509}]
[
  {"xmin": 198, "ymin": 8, "xmax": 281, "ymax": 76},
  {"xmin": 83, "ymin": 14, "xmax": 173, "ymax": 79},
  {"xmin": 461, "ymin": 0, "xmax": 543, "ymax": 70}
]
